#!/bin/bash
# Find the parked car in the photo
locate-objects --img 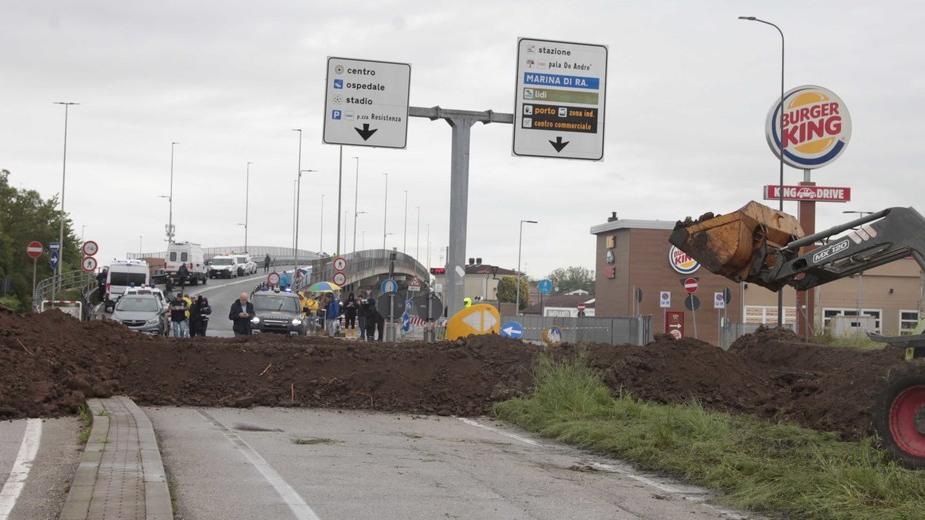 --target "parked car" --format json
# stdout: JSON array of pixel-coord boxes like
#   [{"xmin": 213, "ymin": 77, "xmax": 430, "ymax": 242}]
[
  {"xmin": 234, "ymin": 254, "xmax": 257, "ymax": 276},
  {"xmin": 110, "ymin": 294, "xmax": 169, "ymax": 336},
  {"xmin": 250, "ymin": 290, "xmax": 306, "ymax": 335}
]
